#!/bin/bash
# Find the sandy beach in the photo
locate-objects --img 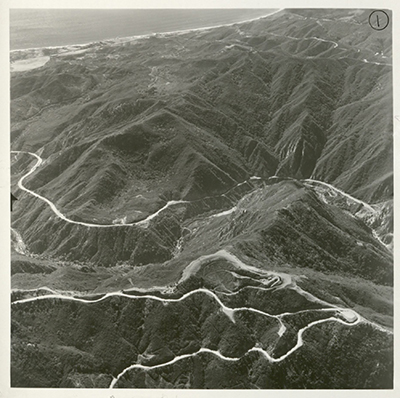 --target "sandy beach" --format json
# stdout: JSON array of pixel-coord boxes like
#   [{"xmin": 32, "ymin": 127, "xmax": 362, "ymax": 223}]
[{"xmin": 10, "ymin": 9, "xmax": 283, "ymax": 55}]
